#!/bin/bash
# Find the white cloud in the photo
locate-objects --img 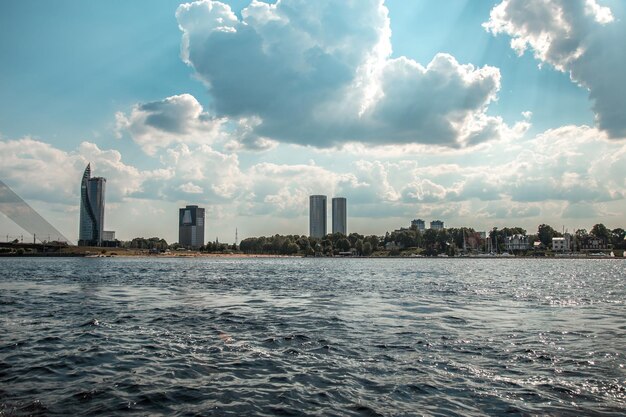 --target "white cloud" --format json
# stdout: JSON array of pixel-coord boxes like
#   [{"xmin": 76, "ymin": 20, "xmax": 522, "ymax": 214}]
[
  {"xmin": 0, "ymin": 138, "xmax": 168, "ymax": 204},
  {"xmin": 115, "ymin": 94, "xmax": 226, "ymax": 155},
  {"xmin": 485, "ymin": 0, "xmax": 626, "ymax": 138},
  {"xmin": 115, "ymin": 94, "xmax": 278, "ymax": 155},
  {"xmin": 179, "ymin": 182, "xmax": 204, "ymax": 194},
  {"xmin": 2, "ymin": 122, "xmax": 624, "ymax": 240},
  {"xmin": 175, "ymin": 0, "xmax": 514, "ymax": 148}
]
